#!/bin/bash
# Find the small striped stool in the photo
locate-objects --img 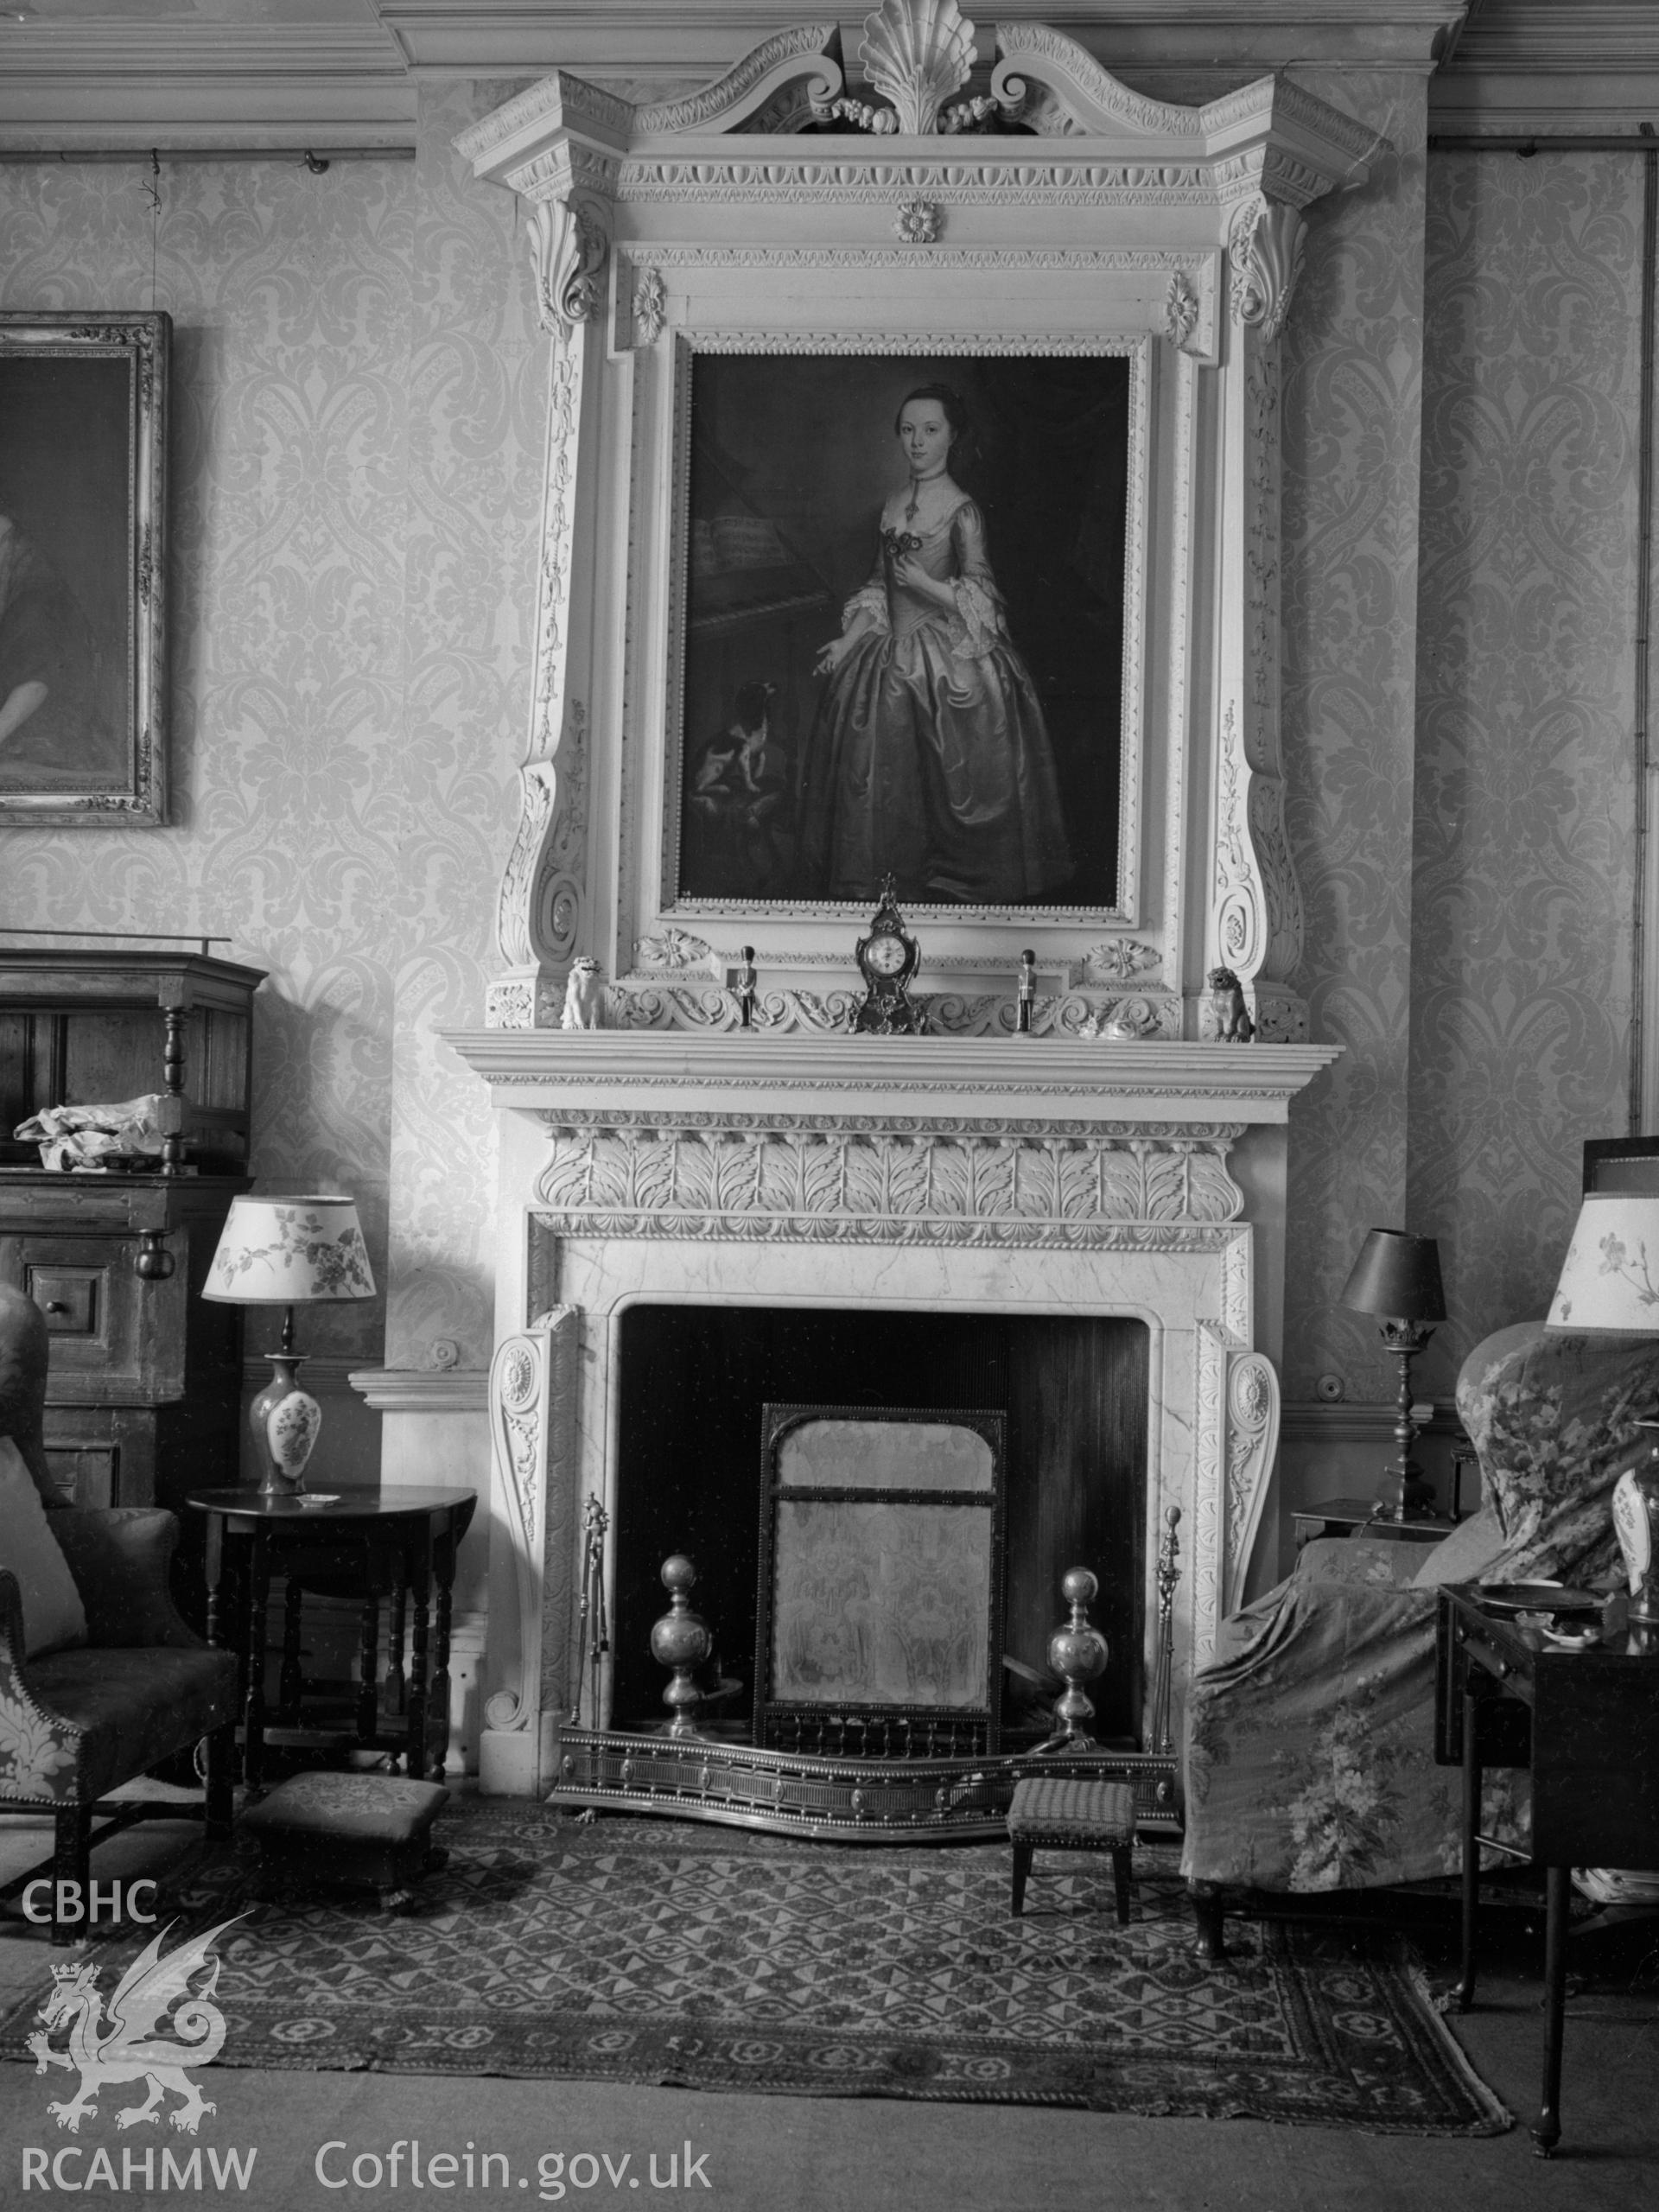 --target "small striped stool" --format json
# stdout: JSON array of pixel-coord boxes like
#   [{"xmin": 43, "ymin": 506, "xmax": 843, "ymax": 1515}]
[{"xmin": 1007, "ymin": 1776, "xmax": 1137, "ymax": 1923}]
